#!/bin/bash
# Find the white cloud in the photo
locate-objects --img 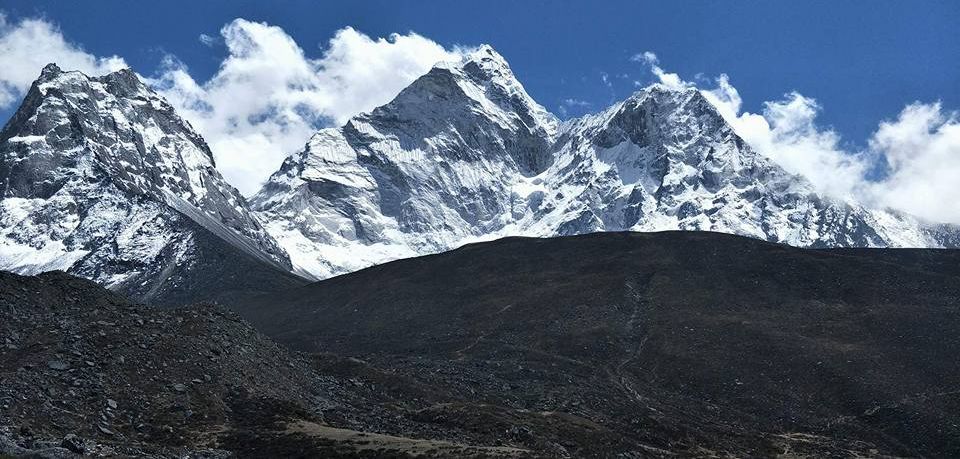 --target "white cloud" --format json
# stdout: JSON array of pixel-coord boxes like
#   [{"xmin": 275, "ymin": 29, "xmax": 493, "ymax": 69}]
[
  {"xmin": 638, "ymin": 52, "xmax": 960, "ymax": 223},
  {"xmin": 562, "ymin": 98, "xmax": 590, "ymax": 107},
  {"xmin": 630, "ymin": 51, "xmax": 658, "ymax": 64},
  {"xmin": 198, "ymin": 33, "xmax": 217, "ymax": 47},
  {"xmin": 600, "ymin": 72, "xmax": 611, "ymax": 87},
  {"xmin": 867, "ymin": 103, "xmax": 960, "ymax": 222},
  {"xmin": 151, "ymin": 20, "xmax": 463, "ymax": 195},
  {"xmin": 0, "ymin": 14, "xmax": 461, "ymax": 196},
  {"xmin": 2, "ymin": 16, "xmax": 956, "ymax": 223},
  {"xmin": 701, "ymin": 78, "xmax": 870, "ymax": 200},
  {"xmin": 631, "ymin": 51, "xmax": 689, "ymax": 91},
  {"xmin": 0, "ymin": 13, "xmax": 127, "ymax": 107}
]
